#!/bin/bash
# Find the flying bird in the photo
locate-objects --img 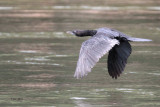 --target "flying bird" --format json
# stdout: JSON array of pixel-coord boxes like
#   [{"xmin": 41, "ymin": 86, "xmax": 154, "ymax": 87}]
[{"xmin": 67, "ymin": 27, "xmax": 152, "ymax": 79}]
